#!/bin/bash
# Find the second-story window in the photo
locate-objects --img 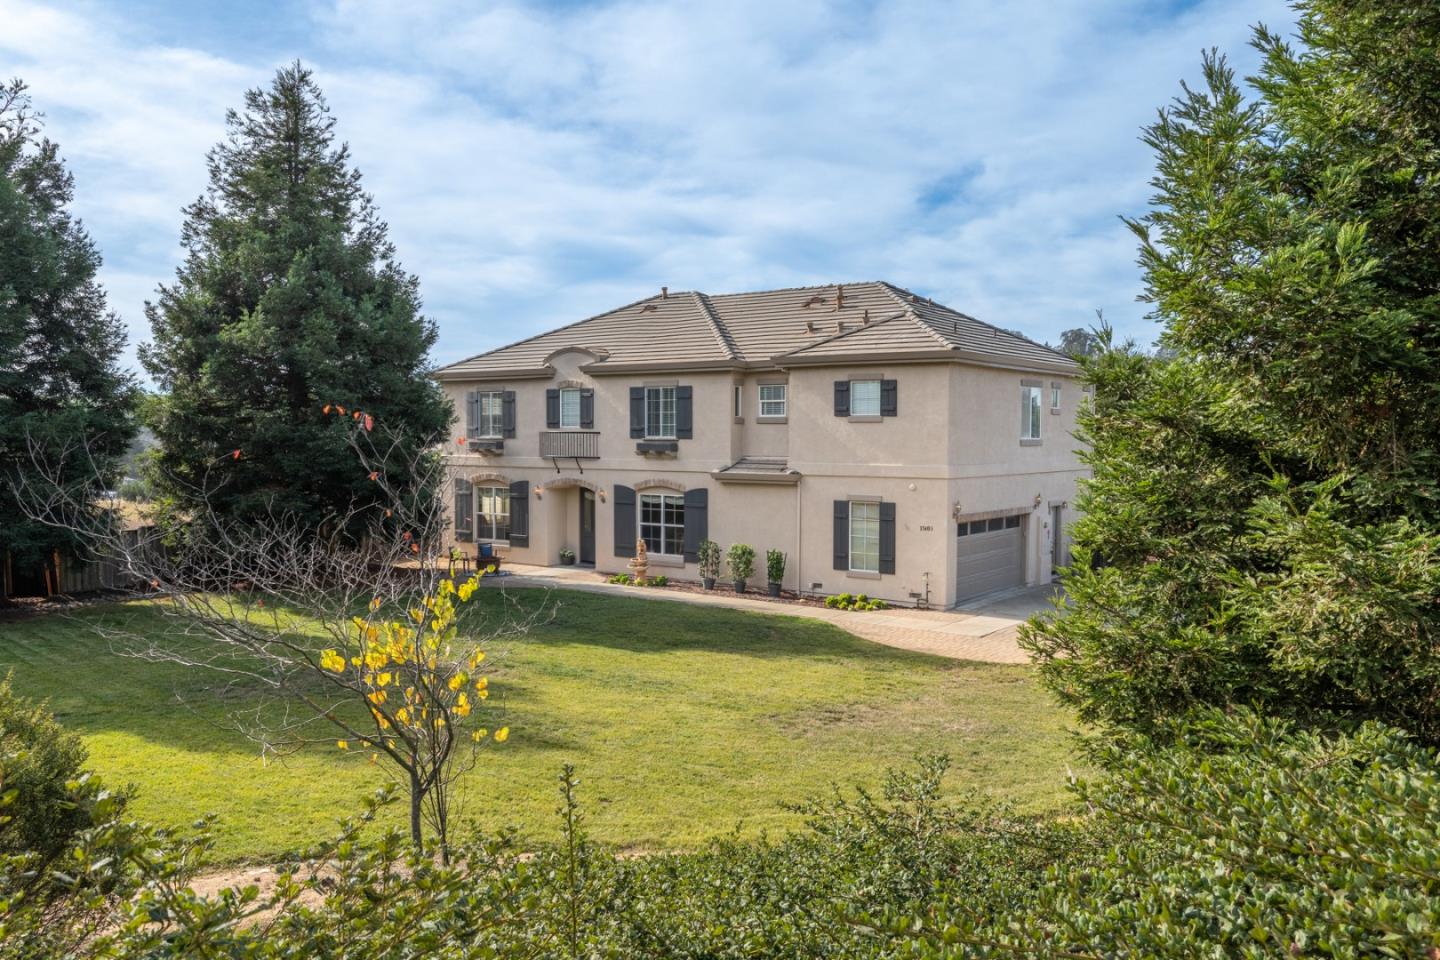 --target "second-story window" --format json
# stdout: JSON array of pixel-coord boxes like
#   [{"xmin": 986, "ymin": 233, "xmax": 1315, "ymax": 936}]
[
  {"xmin": 758, "ymin": 383, "xmax": 787, "ymax": 418},
  {"xmin": 850, "ymin": 380, "xmax": 881, "ymax": 417},
  {"xmin": 1022, "ymin": 384, "xmax": 1043, "ymax": 441},
  {"xmin": 559, "ymin": 388, "xmax": 582, "ymax": 429},
  {"xmin": 645, "ymin": 386, "xmax": 676, "ymax": 438},
  {"xmin": 477, "ymin": 391, "xmax": 504, "ymax": 437},
  {"xmin": 733, "ymin": 384, "xmax": 743, "ymax": 419},
  {"xmin": 1050, "ymin": 382, "xmax": 1061, "ymax": 411}
]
